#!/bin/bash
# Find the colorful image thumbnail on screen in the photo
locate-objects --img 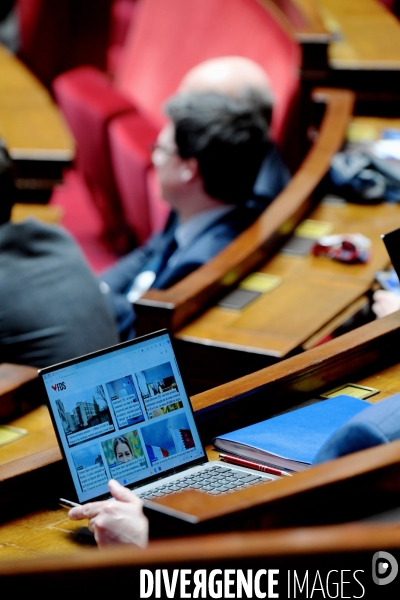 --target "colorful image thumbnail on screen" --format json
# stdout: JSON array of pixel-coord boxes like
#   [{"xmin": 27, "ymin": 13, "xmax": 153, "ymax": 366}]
[
  {"xmin": 56, "ymin": 384, "xmax": 115, "ymax": 447},
  {"xmin": 141, "ymin": 413, "xmax": 195, "ymax": 466},
  {"xmin": 105, "ymin": 375, "xmax": 145, "ymax": 428}
]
